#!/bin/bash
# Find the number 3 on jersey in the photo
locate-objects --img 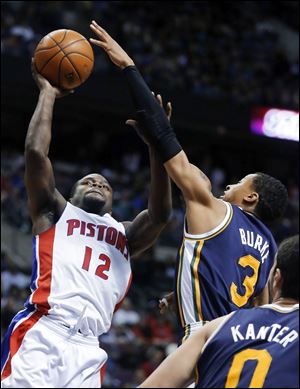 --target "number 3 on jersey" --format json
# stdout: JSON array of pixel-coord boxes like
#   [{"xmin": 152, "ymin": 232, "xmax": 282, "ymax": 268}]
[
  {"xmin": 230, "ymin": 255, "xmax": 260, "ymax": 307},
  {"xmin": 82, "ymin": 246, "xmax": 111, "ymax": 280}
]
